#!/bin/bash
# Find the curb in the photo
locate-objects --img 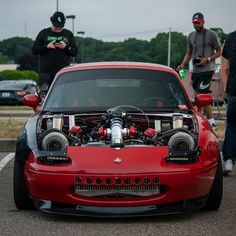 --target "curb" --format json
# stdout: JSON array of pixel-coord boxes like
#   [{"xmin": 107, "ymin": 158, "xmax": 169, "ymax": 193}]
[{"xmin": 0, "ymin": 138, "xmax": 224, "ymax": 152}]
